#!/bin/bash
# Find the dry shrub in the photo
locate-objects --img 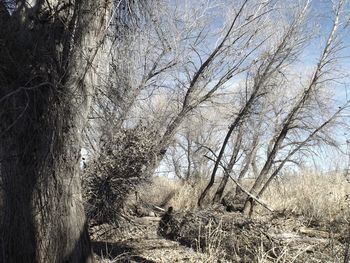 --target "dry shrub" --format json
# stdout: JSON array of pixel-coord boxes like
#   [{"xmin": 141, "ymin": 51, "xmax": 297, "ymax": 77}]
[
  {"xmin": 158, "ymin": 208, "xmax": 346, "ymax": 262},
  {"xmin": 157, "ymin": 208, "xmax": 275, "ymax": 262},
  {"xmin": 83, "ymin": 125, "xmax": 158, "ymax": 223},
  {"xmin": 262, "ymin": 170, "xmax": 350, "ymax": 223}
]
